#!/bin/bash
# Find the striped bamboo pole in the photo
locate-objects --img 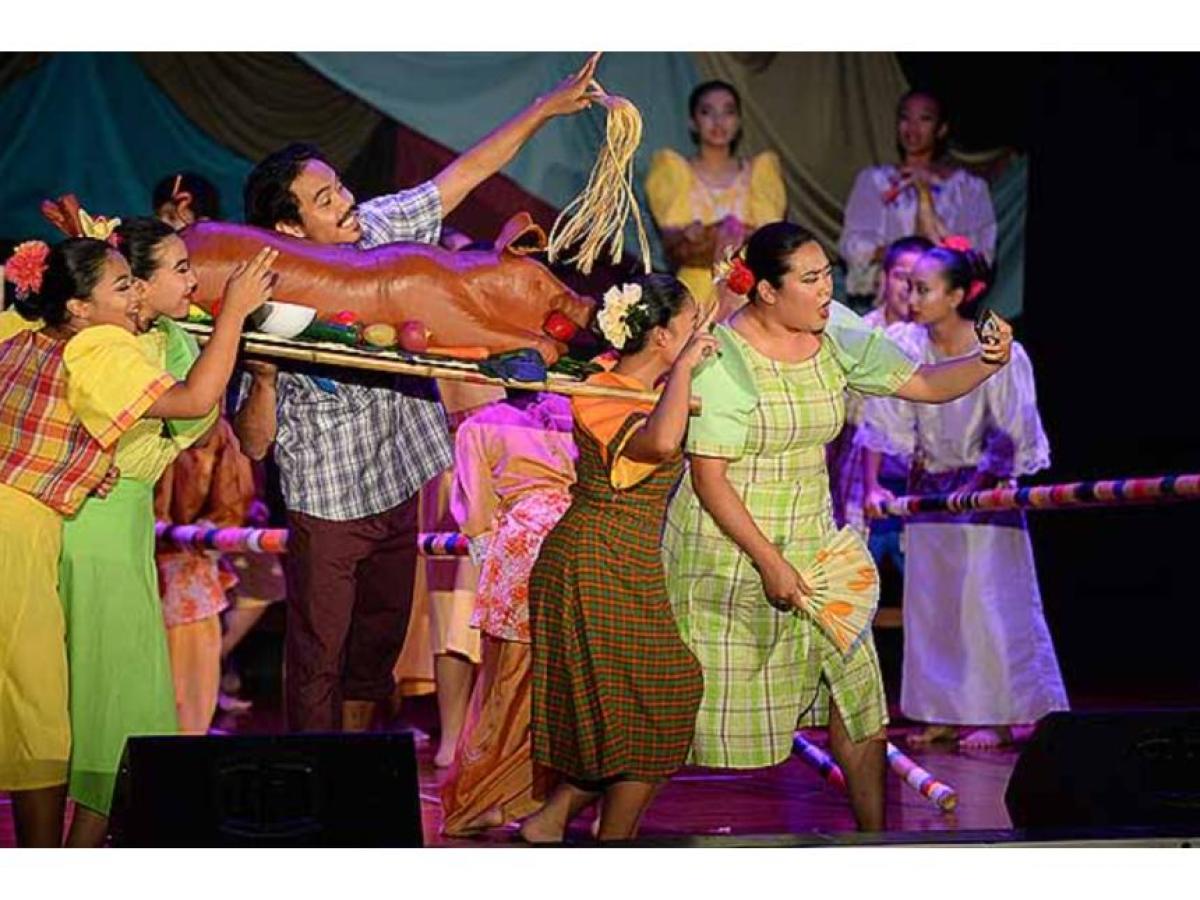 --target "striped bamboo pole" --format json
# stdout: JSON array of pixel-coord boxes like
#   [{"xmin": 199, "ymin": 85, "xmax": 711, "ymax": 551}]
[
  {"xmin": 161, "ymin": 474, "xmax": 1200, "ymax": 554},
  {"xmin": 792, "ymin": 733, "xmax": 958, "ymax": 811},
  {"xmin": 870, "ymin": 473, "xmax": 1200, "ymax": 519},
  {"xmin": 155, "ymin": 524, "xmax": 470, "ymax": 557},
  {"xmin": 885, "ymin": 743, "xmax": 958, "ymax": 811},
  {"xmin": 417, "ymin": 532, "xmax": 471, "ymax": 557},
  {"xmin": 791, "ymin": 733, "xmax": 846, "ymax": 790},
  {"xmin": 155, "ymin": 523, "xmax": 288, "ymax": 554}
]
